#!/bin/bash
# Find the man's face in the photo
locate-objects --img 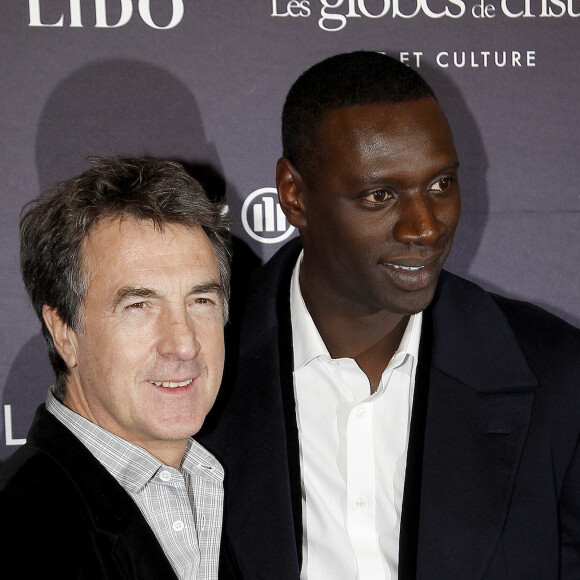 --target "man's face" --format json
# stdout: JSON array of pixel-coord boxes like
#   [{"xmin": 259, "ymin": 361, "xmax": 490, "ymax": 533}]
[
  {"xmin": 59, "ymin": 219, "xmax": 225, "ymax": 454},
  {"xmin": 293, "ymin": 97, "xmax": 461, "ymax": 317}
]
